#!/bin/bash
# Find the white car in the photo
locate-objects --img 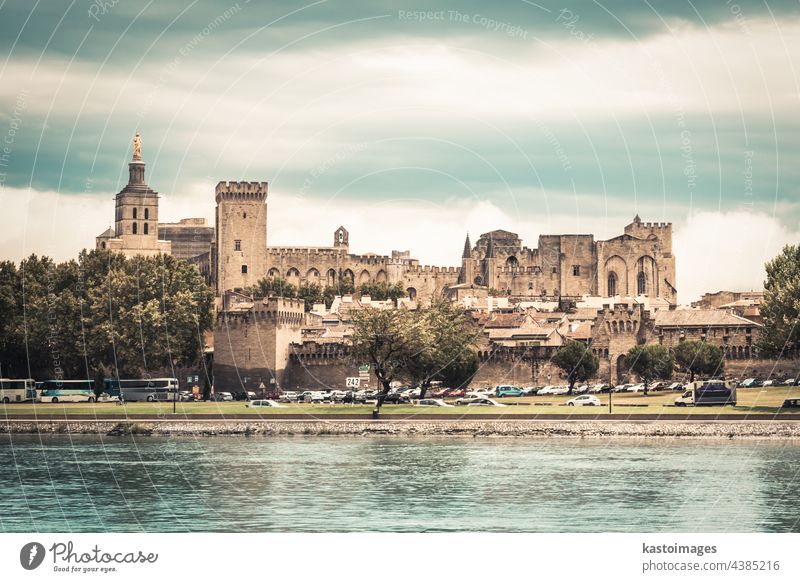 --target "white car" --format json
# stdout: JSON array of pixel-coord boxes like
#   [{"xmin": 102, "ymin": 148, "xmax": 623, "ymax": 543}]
[
  {"xmin": 566, "ymin": 394, "xmax": 601, "ymax": 407},
  {"xmin": 465, "ymin": 390, "xmax": 493, "ymax": 398},
  {"xmin": 573, "ymin": 384, "xmax": 589, "ymax": 394},
  {"xmin": 466, "ymin": 398, "xmax": 506, "ymax": 407},
  {"xmin": 416, "ymin": 399, "xmax": 453, "ymax": 407},
  {"xmin": 537, "ymin": 385, "xmax": 568, "ymax": 396},
  {"xmin": 762, "ymin": 380, "xmax": 775, "ymax": 387},
  {"xmin": 247, "ymin": 399, "xmax": 282, "ymax": 408},
  {"xmin": 278, "ymin": 391, "xmax": 299, "ymax": 402},
  {"xmin": 214, "ymin": 391, "xmax": 234, "ymax": 401},
  {"xmin": 626, "ymin": 384, "xmax": 646, "ymax": 392},
  {"xmin": 589, "ymin": 384, "xmax": 608, "ymax": 393},
  {"xmin": 613, "ymin": 384, "xmax": 632, "ymax": 392}
]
